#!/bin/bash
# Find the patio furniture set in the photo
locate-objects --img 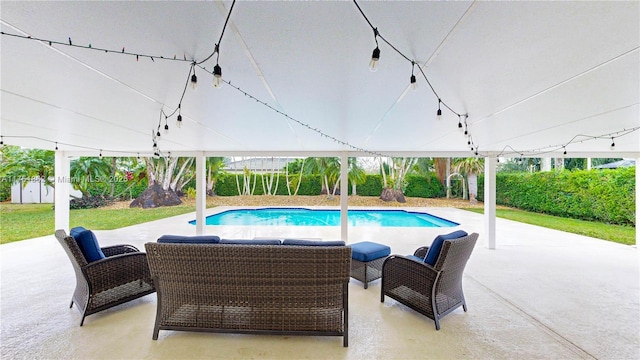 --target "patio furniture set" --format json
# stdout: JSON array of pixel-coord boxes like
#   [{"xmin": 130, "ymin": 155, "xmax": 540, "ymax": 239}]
[{"xmin": 55, "ymin": 227, "xmax": 478, "ymax": 347}]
